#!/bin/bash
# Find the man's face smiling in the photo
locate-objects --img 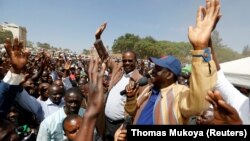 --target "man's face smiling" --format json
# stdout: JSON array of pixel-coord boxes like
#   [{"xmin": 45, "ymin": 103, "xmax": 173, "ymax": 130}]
[{"xmin": 122, "ymin": 52, "xmax": 137, "ymax": 74}]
